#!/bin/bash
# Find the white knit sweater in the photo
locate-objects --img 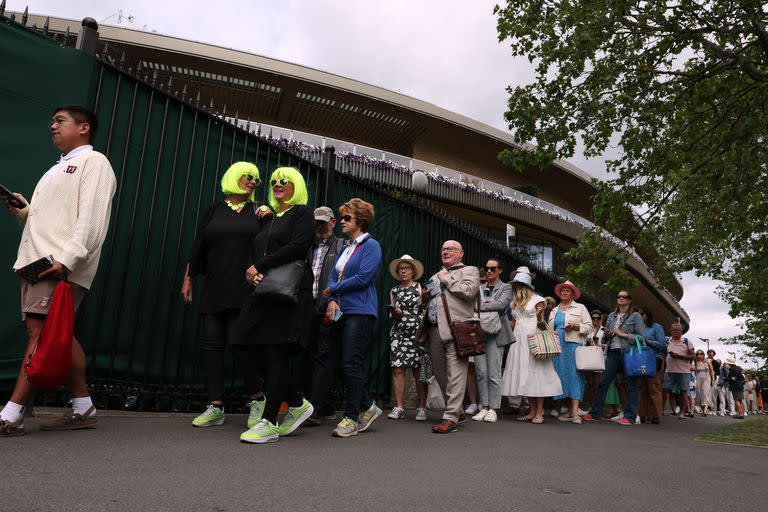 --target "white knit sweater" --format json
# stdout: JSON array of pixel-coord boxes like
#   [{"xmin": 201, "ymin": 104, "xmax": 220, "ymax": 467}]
[{"xmin": 14, "ymin": 145, "xmax": 117, "ymax": 290}]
